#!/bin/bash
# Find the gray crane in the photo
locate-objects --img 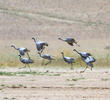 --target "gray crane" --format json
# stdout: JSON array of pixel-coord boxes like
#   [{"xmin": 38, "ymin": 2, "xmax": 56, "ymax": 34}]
[
  {"xmin": 11, "ymin": 45, "xmax": 30, "ymax": 58},
  {"xmin": 73, "ymin": 49, "xmax": 96, "ymax": 73},
  {"xmin": 38, "ymin": 52, "xmax": 55, "ymax": 65},
  {"xmin": 18, "ymin": 55, "xmax": 34, "ymax": 72},
  {"xmin": 58, "ymin": 37, "xmax": 80, "ymax": 47},
  {"xmin": 73, "ymin": 49, "xmax": 92, "ymax": 58},
  {"xmin": 32, "ymin": 37, "xmax": 48, "ymax": 53},
  {"xmin": 61, "ymin": 52, "xmax": 75, "ymax": 69},
  {"xmin": 81, "ymin": 56, "xmax": 96, "ymax": 73}
]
